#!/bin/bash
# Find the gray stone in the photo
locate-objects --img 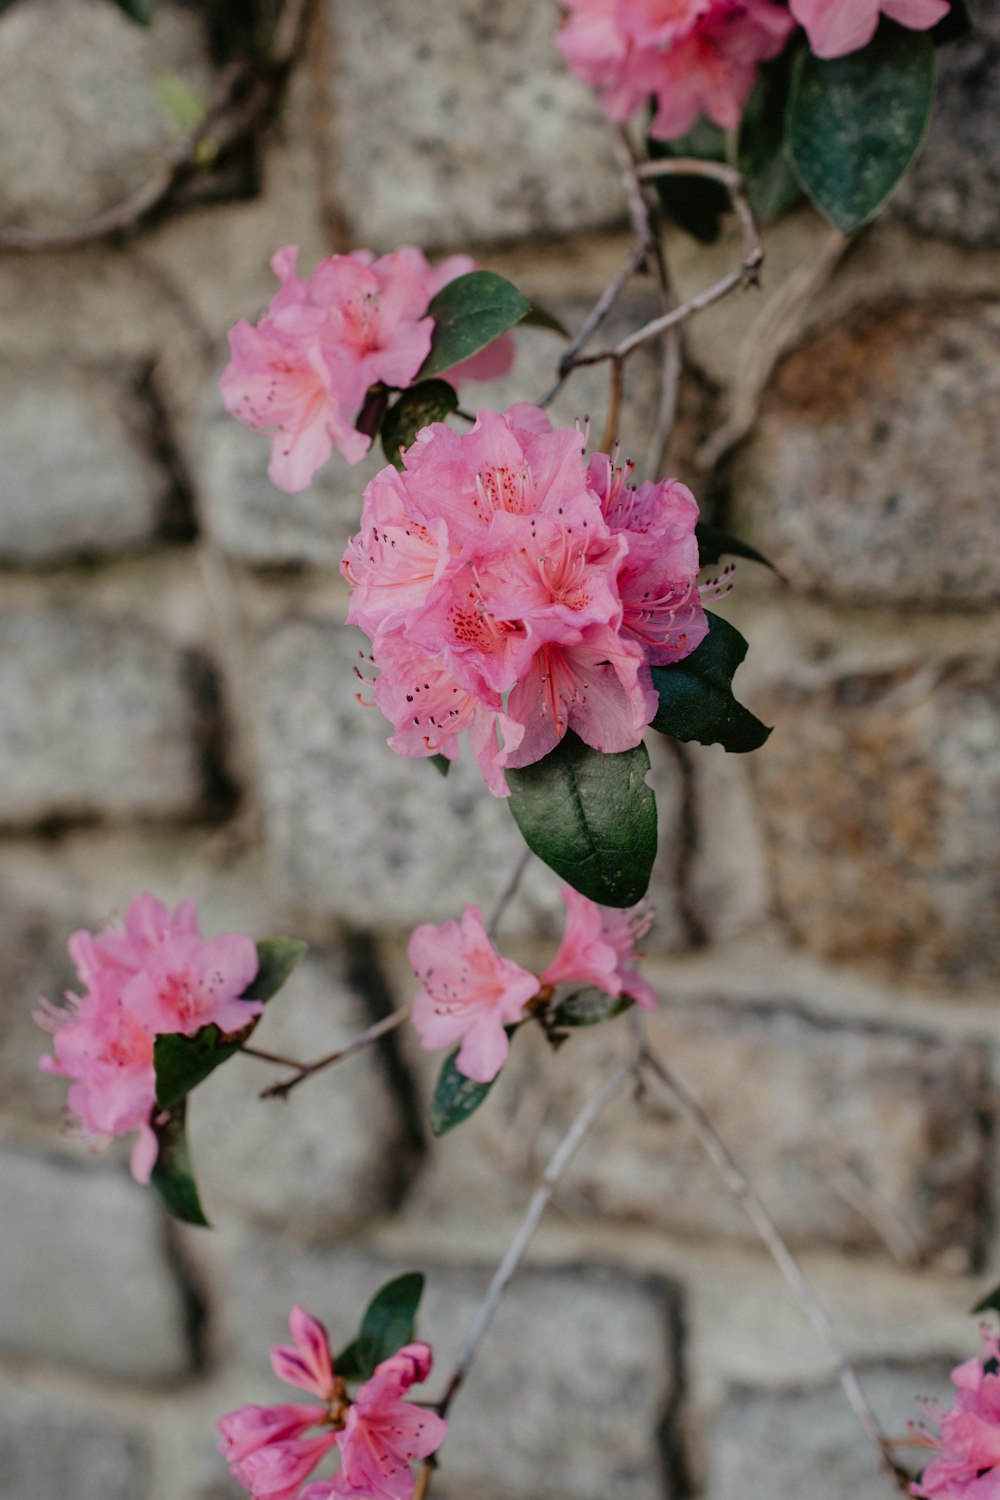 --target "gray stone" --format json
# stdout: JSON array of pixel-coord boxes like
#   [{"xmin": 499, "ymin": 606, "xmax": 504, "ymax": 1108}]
[
  {"xmin": 407, "ymin": 997, "xmax": 989, "ymax": 1265},
  {"xmin": 708, "ymin": 1363, "xmax": 954, "ymax": 1500},
  {"xmin": 327, "ymin": 0, "xmax": 625, "ymax": 250},
  {"xmin": 0, "ymin": 1371, "xmax": 151, "ymax": 1500},
  {"xmin": 0, "ymin": 898, "xmax": 79, "ymax": 1125},
  {"xmin": 0, "ymin": 365, "xmax": 173, "ymax": 565},
  {"xmin": 755, "ymin": 660, "xmax": 1000, "ymax": 985},
  {"xmin": 0, "ymin": 1145, "xmax": 192, "ymax": 1379},
  {"xmin": 895, "ymin": 26, "xmax": 1000, "ymax": 247},
  {"xmin": 0, "ymin": 605, "xmax": 221, "ymax": 827},
  {"xmin": 0, "ymin": 0, "xmax": 211, "ymax": 232},
  {"xmin": 188, "ymin": 948, "xmax": 413, "ymax": 1235},
  {"xmin": 732, "ymin": 299, "xmax": 1000, "ymax": 605},
  {"xmin": 226, "ymin": 1242, "xmax": 681, "ymax": 1500}
]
